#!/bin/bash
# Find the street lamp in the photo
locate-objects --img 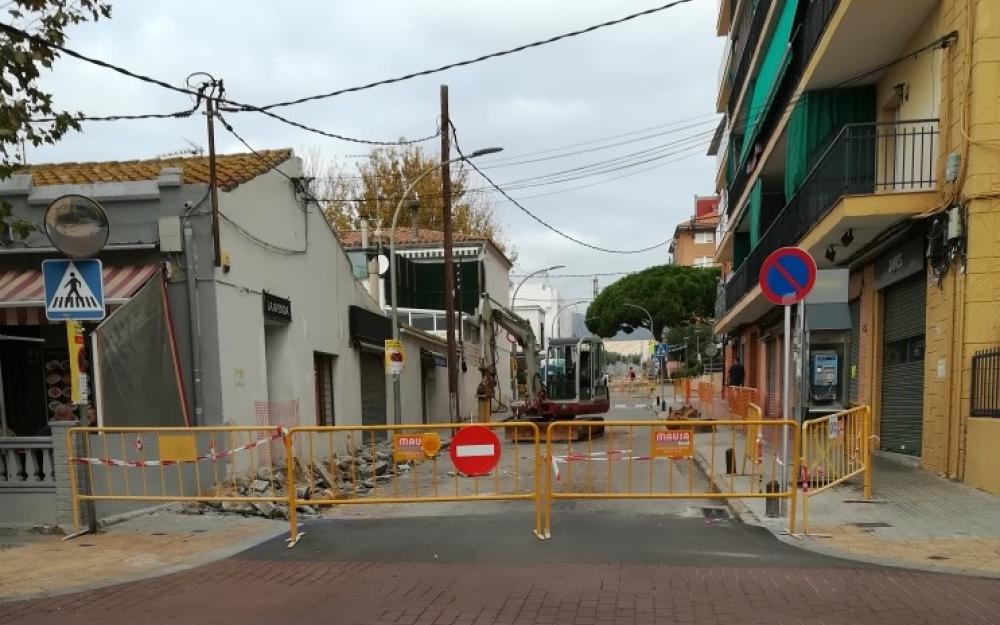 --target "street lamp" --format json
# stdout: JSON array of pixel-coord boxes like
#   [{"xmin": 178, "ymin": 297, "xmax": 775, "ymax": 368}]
[
  {"xmin": 623, "ymin": 303, "xmax": 654, "ymax": 377},
  {"xmin": 551, "ymin": 299, "xmax": 589, "ymax": 344},
  {"xmin": 389, "ymin": 146, "xmax": 503, "ymax": 424},
  {"xmin": 511, "ymin": 265, "xmax": 565, "ymax": 308}
]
